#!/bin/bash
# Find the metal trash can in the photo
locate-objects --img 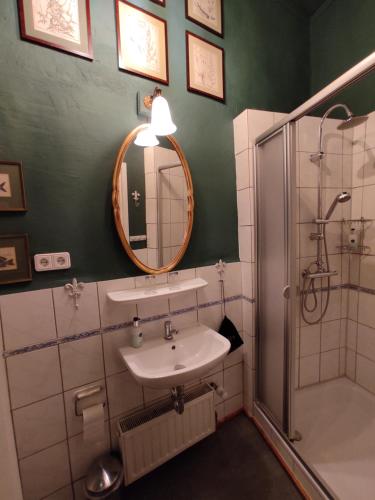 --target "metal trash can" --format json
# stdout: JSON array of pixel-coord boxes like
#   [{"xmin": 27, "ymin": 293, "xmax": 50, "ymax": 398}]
[{"xmin": 84, "ymin": 454, "xmax": 123, "ymax": 499}]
